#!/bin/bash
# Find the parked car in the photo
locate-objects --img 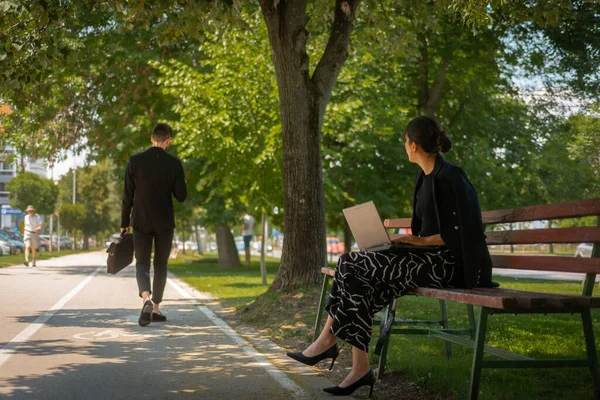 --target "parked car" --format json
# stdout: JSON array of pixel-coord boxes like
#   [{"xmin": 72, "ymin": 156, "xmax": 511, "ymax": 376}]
[
  {"xmin": 105, "ymin": 233, "xmax": 122, "ymax": 247},
  {"xmin": 78, "ymin": 238, "xmax": 97, "ymax": 248},
  {"xmin": 3, "ymin": 230, "xmax": 23, "ymax": 242},
  {"xmin": 0, "ymin": 230, "xmax": 23, "ymax": 254},
  {"xmin": 38, "ymin": 237, "xmax": 51, "ymax": 252},
  {"xmin": 326, "ymin": 237, "xmax": 343, "ymax": 254},
  {"xmin": 252, "ymin": 241, "xmax": 273, "ymax": 252},
  {"xmin": 55, "ymin": 237, "xmax": 73, "ymax": 250},
  {"xmin": 235, "ymin": 237, "xmax": 245, "ymax": 251},
  {"xmin": 575, "ymin": 243, "xmax": 594, "ymax": 258},
  {"xmin": 40, "ymin": 235, "xmax": 73, "ymax": 250},
  {"xmin": 177, "ymin": 241, "xmax": 199, "ymax": 251},
  {"xmin": 0, "ymin": 240, "xmax": 12, "ymax": 256}
]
